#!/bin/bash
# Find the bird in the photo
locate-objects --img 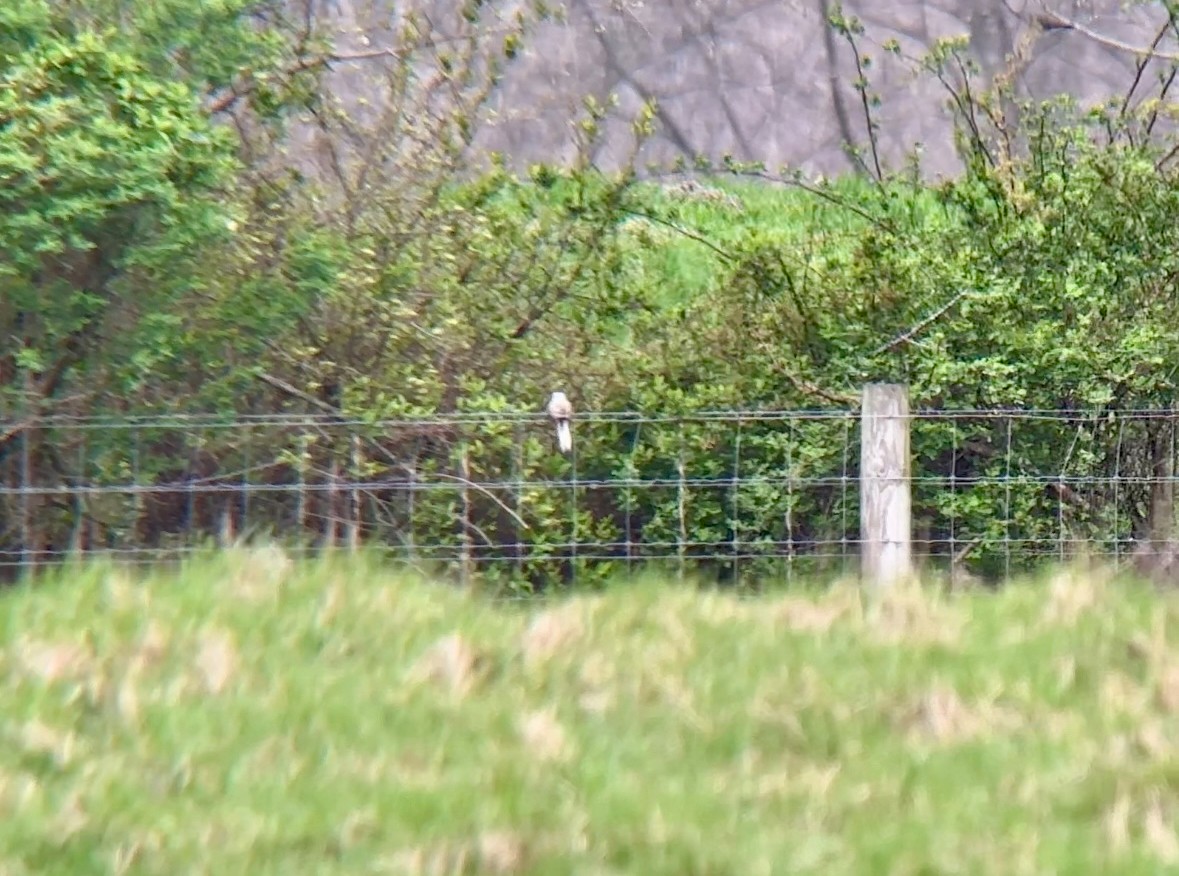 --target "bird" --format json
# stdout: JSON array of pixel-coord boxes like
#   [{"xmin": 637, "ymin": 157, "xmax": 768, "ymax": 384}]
[{"xmin": 546, "ymin": 391, "xmax": 574, "ymax": 454}]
